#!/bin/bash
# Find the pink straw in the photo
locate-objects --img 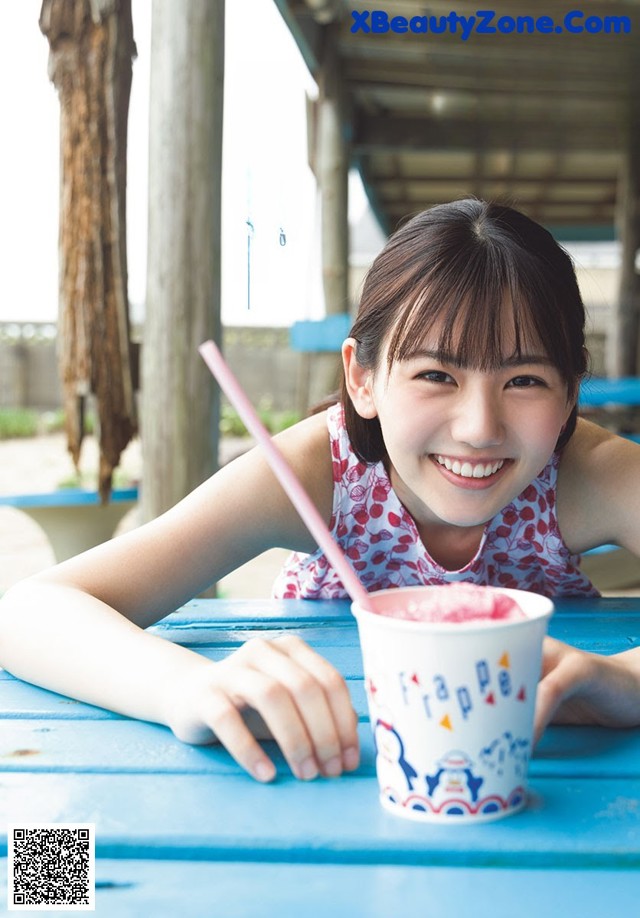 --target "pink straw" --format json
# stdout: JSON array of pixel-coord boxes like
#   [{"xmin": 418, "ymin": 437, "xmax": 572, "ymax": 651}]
[{"xmin": 199, "ymin": 339, "xmax": 373, "ymax": 610}]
